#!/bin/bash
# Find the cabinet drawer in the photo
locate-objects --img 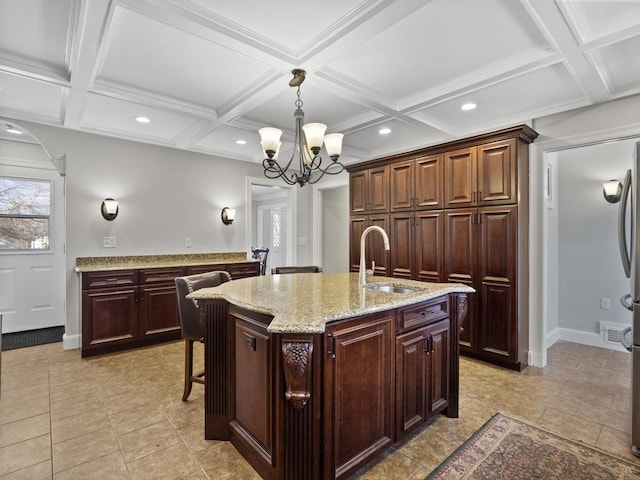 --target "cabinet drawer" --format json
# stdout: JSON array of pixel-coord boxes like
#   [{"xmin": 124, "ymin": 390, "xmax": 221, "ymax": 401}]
[
  {"xmin": 396, "ymin": 297, "xmax": 448, "ymax": 334},
  {"xmin": 187, "ymin": 264, "xmax": 227, "ymax": 275},
  {"xmin": 139, "ymin": 267, "xmax": 186, "ymax": 284},
  {"xmin": 228, "ymin": 262, "xmax": 260, "ymax": 279},
  {"xmin": 82, "ymin": 270, "xmax": 138, "ymax": 289}
]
